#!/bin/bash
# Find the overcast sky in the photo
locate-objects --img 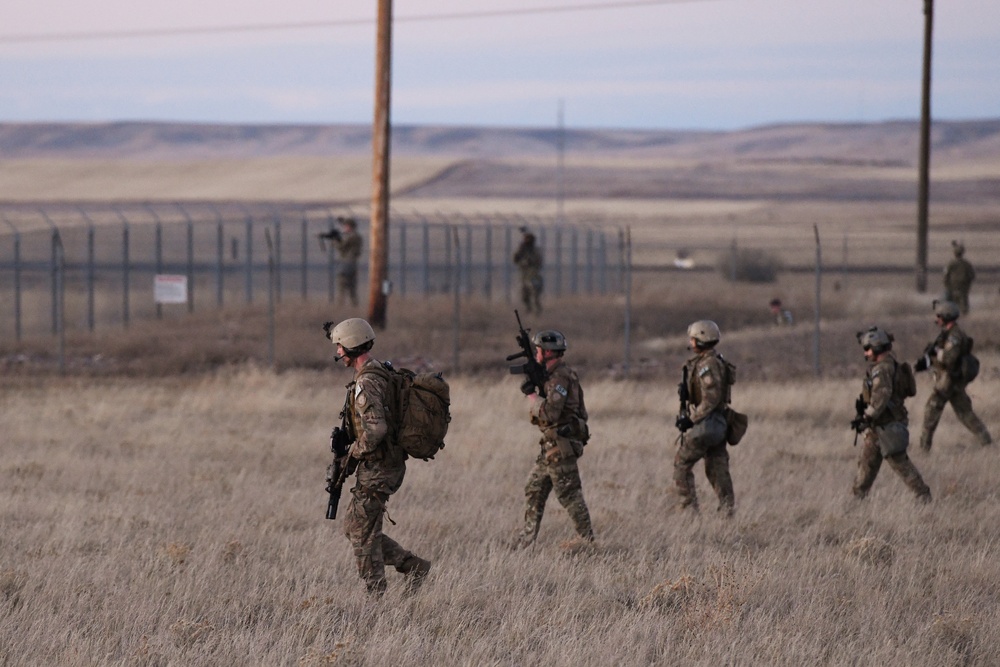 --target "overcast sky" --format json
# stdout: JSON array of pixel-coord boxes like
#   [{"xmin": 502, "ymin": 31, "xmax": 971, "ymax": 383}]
[{"xmin": 2, "ymin": 0, "xmax": 998, "ymax": 130}]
